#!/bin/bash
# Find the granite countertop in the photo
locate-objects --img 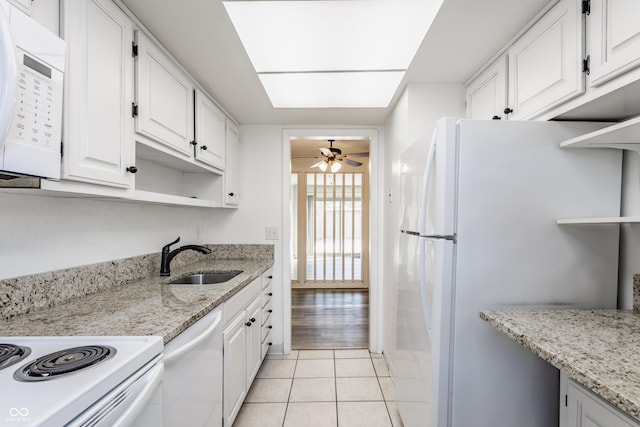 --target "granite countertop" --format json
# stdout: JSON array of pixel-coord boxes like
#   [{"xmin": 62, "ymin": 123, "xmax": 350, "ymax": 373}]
[
  {"xmin": 481, "ymin": 309, "xmax": 640, "ymax": 422},
  {"xmin": 0, "ymin": 259, "xmax": 272, "ymax": 344}
]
